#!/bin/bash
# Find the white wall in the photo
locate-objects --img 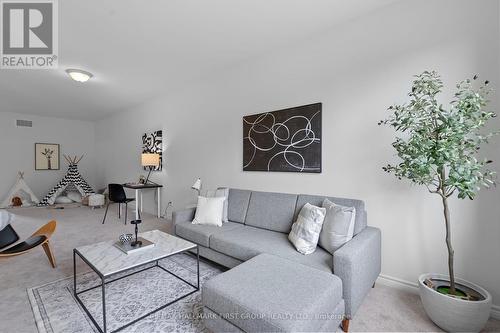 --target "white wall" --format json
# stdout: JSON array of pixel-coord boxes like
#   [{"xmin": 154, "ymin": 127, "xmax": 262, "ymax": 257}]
[
  {"xmin": 95, "ymin": 0, "xmax": 500, "ymax": 309},
  {"xmin": 0, "ymin": 112, "xmax": 97, "ymax": 201}
]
